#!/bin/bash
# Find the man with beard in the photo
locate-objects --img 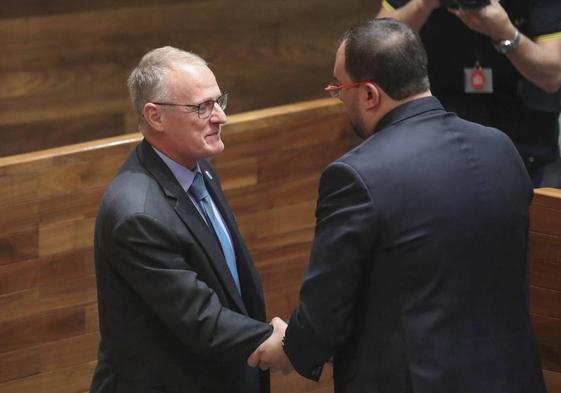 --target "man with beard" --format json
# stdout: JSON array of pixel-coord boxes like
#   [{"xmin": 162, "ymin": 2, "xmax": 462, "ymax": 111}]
[{"xmin": 249, "ymin": 19, "xmax": 546, "ymax": 393}]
